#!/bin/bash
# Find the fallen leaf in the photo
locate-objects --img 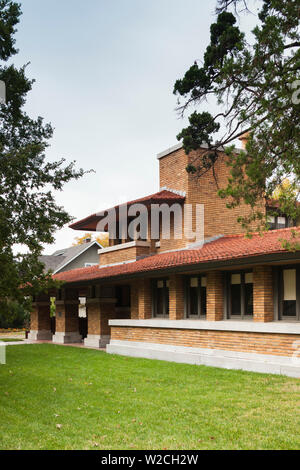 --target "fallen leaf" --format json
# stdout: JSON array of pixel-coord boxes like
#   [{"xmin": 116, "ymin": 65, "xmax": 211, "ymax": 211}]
[{"xmin": 56, "ymin": 424, "xmax": 62, "ymax": 429}]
